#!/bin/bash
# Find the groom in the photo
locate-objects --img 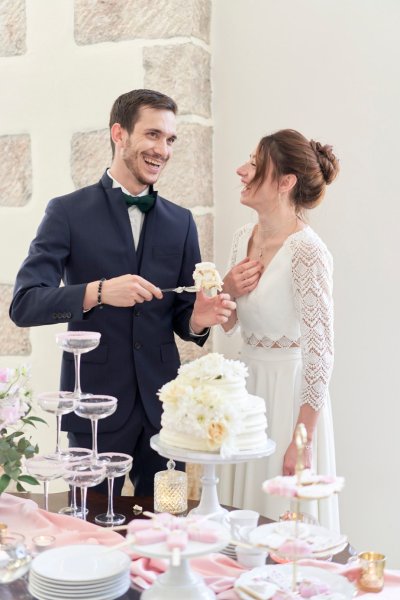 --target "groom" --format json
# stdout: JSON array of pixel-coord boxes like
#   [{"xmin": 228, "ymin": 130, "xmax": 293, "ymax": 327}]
[{"xmin": 10, "ymin": 89, "xmax": 235, "ymax": 495}]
